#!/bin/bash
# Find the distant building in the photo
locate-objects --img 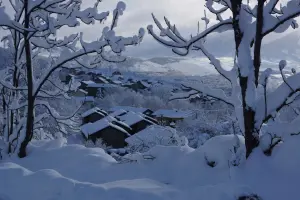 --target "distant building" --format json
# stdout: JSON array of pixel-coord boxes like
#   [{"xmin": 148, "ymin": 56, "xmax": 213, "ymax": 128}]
[
  {"xmin": 112, "ymin": 70, "xmax": 122, "ymax": 76},
  {"xmin": 81, "ymin": 107, "xmax": 108, "ymax": 124},
  {"xmin": 59, "ymin": 73, "xmax": 73, "ymax": 84},
  {"xmin": 94, "ymin": 76, "xmax": 109, "ymax": 84},
  {"xmin": 79, "ymin": 80, "xmax": 117, "ymax": 97},
  {"xmin": 123, "ymin": 81, "xmax": 149, "ymax": 91},
  {"xmin": 152, "ymin": 109, "xmax": 195, "ymax": 126},
  {"xmin": 59, "ymin": 68, "xmax": 76, "ymax": 84},
  {"xmin": 68, "ymin": 89, "xmax": 88, "ymax": 97}
]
